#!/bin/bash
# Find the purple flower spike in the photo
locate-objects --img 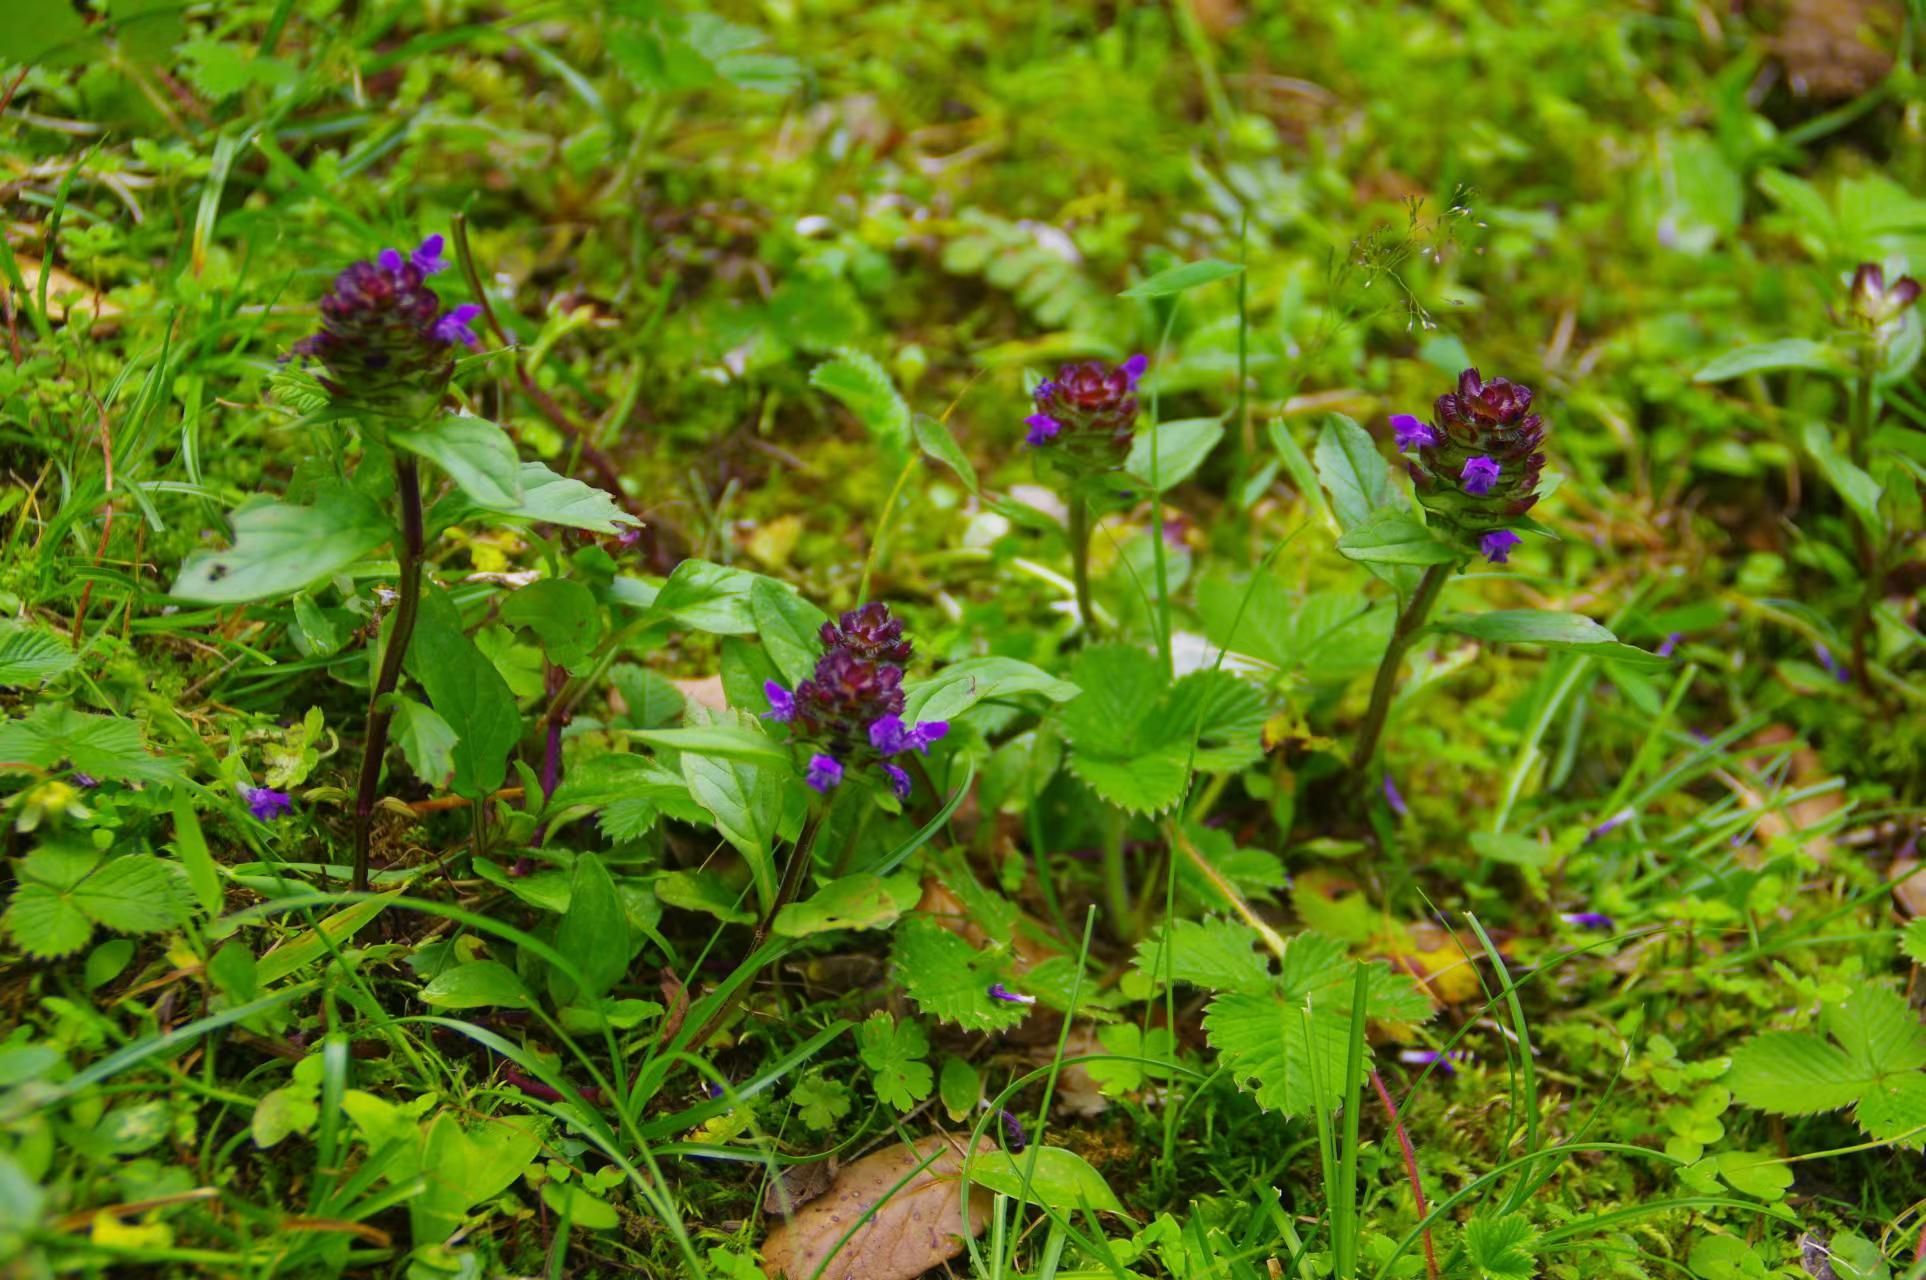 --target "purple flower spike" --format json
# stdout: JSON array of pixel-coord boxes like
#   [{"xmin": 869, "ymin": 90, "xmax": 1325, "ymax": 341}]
[
  {"xmin": 763, "ymin": 680, "xmax": 797, "ymax": 723},
  {"xmin": 245, "ymin": 787, "xmax": 293, "ymax": 821},
  {"xmin": 1479, "ymin": 529, "xmax": 1521, "ymax": 564},
  {"xmin": 1382, "ymin": 772, "xmax": 1408, "ymax": 818},
  {"xmin": 433, "ymin": 303, "xmax": 483, "ymax": 347},
  {"xmin": 882, "ymin": 763, "xmax": 911, "ymax": 801},
  {"xmin": 1025, "ymin": 358, "xmax": 1144, "ymax": 462},
  {"xmin": 805, "ymin": 754, "xmax": 843, "ymax": 793},
  {"xmin": 1024, "ymin": 413, "xmax": 1063, "ymax": 446},
  {"xmin": 1120, "ymin": 353, "xmax": 1149, "ymax": 386},
  {"xmin": 987, "ymin": 982, "xmax": 1035, "ymax": 1005},
  {"xmin": 999, "ymin": 1108, "xmax": 1028, "ymax": 1152},
  {"xmin": 1559, "ymin": 911, "xmax": 1615, "ymax": 931},
  {"xmin": 1460, "ymin": 455, "xmax": 1502, "ymax": 496},
  {"xmin": 411, "ymin": 234, "xmax": 448, "ymax": 275},
  {"xmin": 1390, "ymin": 413, "xmax": 1437, "ymax": 451}
]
